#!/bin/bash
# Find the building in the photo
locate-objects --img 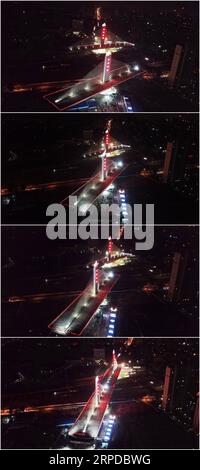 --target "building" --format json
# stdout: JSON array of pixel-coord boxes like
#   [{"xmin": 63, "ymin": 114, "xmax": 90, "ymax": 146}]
[
  {"xmin": 168, "ymin": 45, "xmax": 183, "ymax": 89},
  {"xmin": 167, "ymin": 251, "xmax": 189, "ymax": 302},
  {"xmin": 192, "ymin": 393, "xmax": 199, "ymax": 434},
  {"xmin": 162, "ymin": 366, "xmax": 171, "ymax": 410},
  {"xmin": 163, "ymin": 142, "xmax": 173, "ymax": 183},
  {"xmin": 162, "ymin": 363, "xmax": 198, "ymax": 431}
]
